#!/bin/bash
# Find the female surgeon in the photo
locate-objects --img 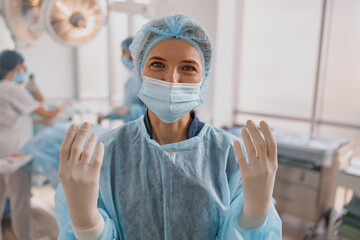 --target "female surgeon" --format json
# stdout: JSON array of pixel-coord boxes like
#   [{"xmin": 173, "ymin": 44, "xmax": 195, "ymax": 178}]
[
  {"xmin": 55, "ymin": 15, "xmax": 282, "ymax": 239},
  {"xmin": 0, "ymin": 50, "xmax": 62, "ymax": 240}
]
